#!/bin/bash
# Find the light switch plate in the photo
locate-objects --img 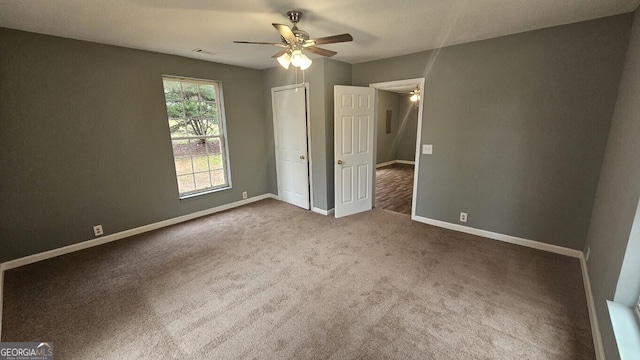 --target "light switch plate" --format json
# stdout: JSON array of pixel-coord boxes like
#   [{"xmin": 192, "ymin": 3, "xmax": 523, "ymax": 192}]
[{"xmin": 422, "ymin": 144, "xmax": 433, "ymax": 154}]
